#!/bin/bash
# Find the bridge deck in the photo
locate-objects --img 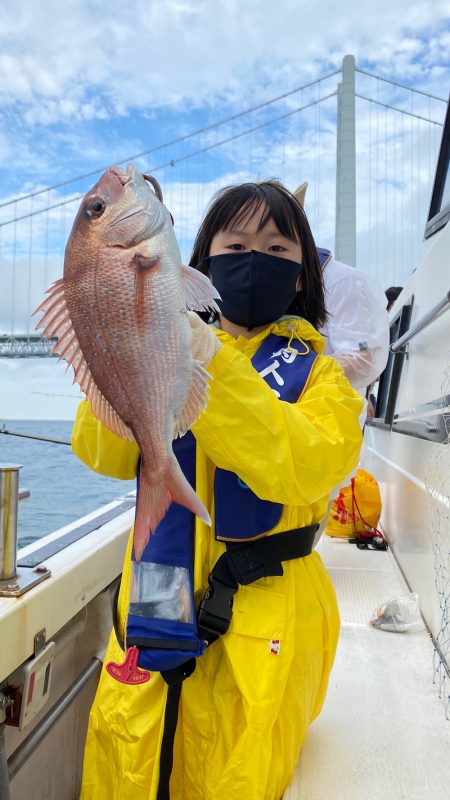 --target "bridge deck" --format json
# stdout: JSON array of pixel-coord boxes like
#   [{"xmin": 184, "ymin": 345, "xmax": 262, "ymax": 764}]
[{"xmin": 0, "ymin": 335, "xmax": 55, "ymax": 357}]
